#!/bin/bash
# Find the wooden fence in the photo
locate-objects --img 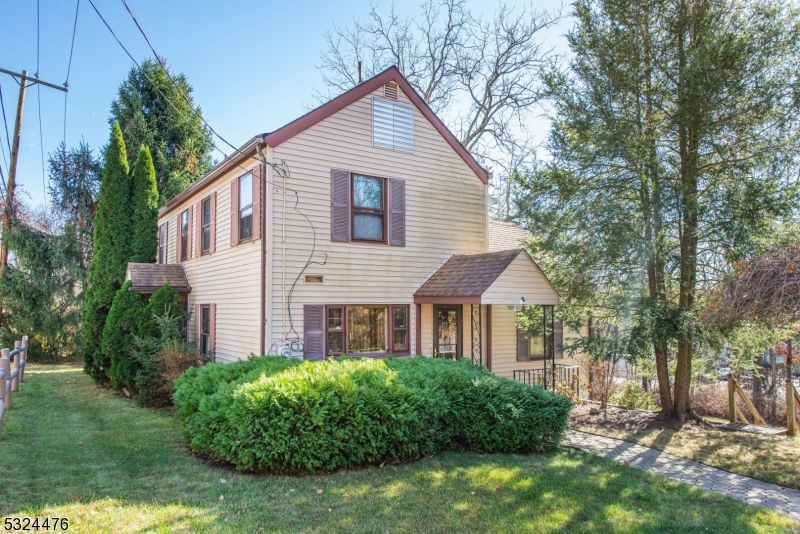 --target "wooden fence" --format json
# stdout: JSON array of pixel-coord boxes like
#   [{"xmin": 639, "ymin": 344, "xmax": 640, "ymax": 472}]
[
  {"xmin": 727, "ymin": 374, "xmax": 800, "ymax": 437},
  {"xmin": 0, "ymin": 335, "xmax": 29, "ymax": 439}
]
